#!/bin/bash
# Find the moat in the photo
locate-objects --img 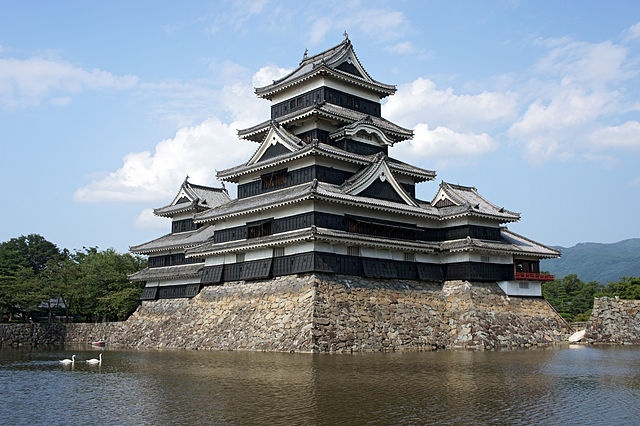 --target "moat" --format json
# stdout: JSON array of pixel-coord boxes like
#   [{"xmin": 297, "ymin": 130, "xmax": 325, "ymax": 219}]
[{"xmin": 2, "ymin": 345, "xmax": 639, "ymax": 425}]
